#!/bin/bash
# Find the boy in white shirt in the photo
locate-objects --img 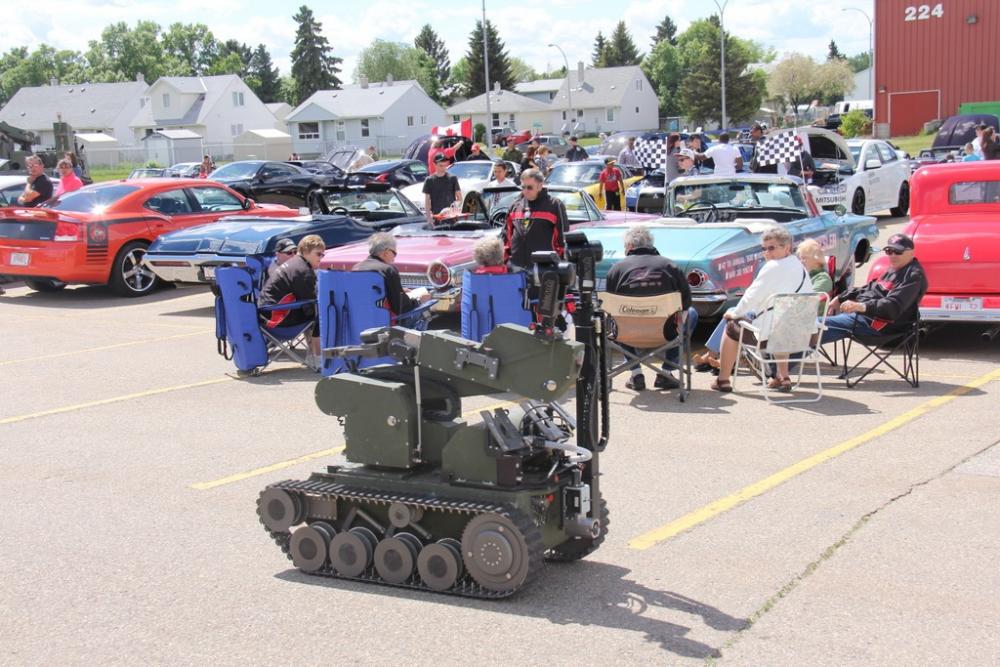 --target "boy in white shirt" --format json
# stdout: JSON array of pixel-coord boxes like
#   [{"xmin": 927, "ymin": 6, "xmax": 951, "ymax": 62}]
[{"xmin": 701, "ymin": 132, "xmax": 743, "ymax": 177}]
